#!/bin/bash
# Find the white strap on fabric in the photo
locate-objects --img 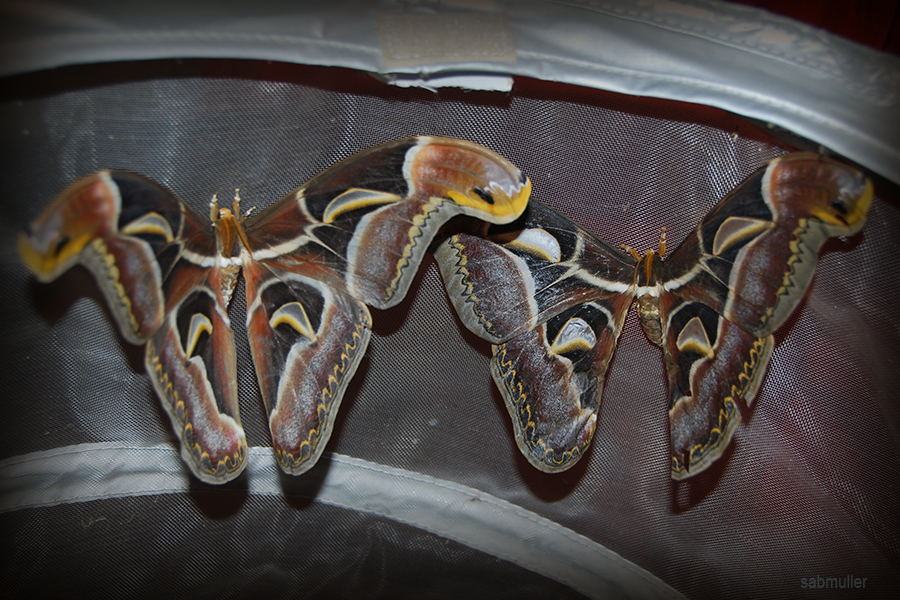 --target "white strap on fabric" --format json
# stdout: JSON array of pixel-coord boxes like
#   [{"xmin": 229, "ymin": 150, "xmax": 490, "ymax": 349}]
[{"xmin": 0, "ymin": 442, "xmax": 685, "ymax": 600}]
